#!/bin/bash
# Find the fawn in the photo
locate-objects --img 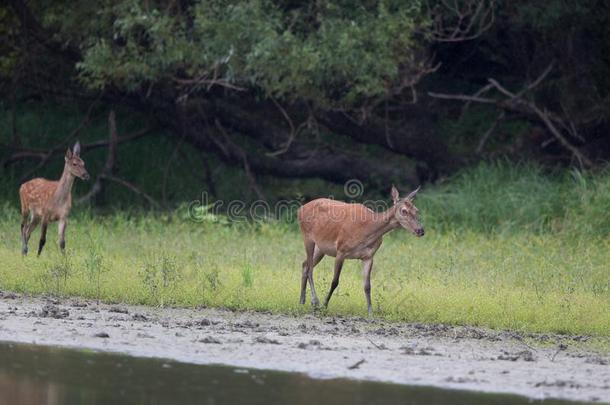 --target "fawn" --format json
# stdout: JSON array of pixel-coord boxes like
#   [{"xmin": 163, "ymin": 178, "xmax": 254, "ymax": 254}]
[{"xmin": 19, "ymin": 142, "xmax": 90, "ymax": 256}]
